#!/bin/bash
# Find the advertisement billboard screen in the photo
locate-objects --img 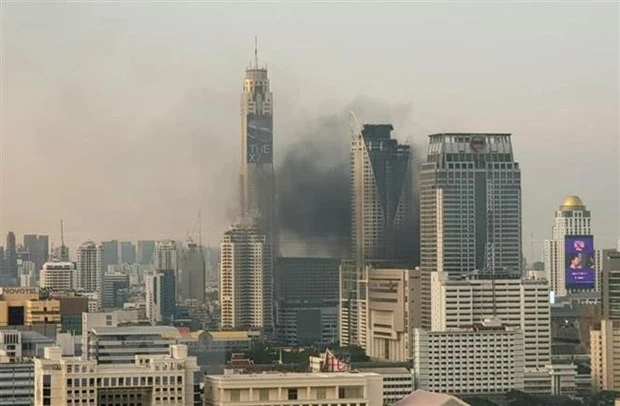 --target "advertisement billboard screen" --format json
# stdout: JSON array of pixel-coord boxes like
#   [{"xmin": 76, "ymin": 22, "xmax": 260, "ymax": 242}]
[
  {"xmin": 565, "ymin": 235, "xmax": 595, "ymax": 289},
  {"xmin": 246, "ymin": 113, "xmax": 273, "ymax": 164}
]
